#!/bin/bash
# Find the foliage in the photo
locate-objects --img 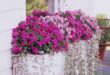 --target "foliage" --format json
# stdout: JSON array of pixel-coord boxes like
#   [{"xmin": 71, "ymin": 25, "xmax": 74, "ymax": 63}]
[
  {"xmin": 96, "ymin": 14, "xmax": 109, "ymax": 27},
  {"xmin": 96, "ymin": 14, "xmax": 110, "ymax": 43},
  {"xmin": 12, "ymin": 10, "xmax": 100, "ymax": 55},
  {"xmin": 12, "ymin": 11, "xmax": 68, "ymax": 55},
  {"xmin": 26, "ymin": 0, "xmax": 48, "ymax": 15},
  {"xmin": 101, "ymin": 29, "xmax": 110, "ymax": 43},
  {"xmin": 56, "ymin": 10, "xmax": 99, "ymax": 42}
]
